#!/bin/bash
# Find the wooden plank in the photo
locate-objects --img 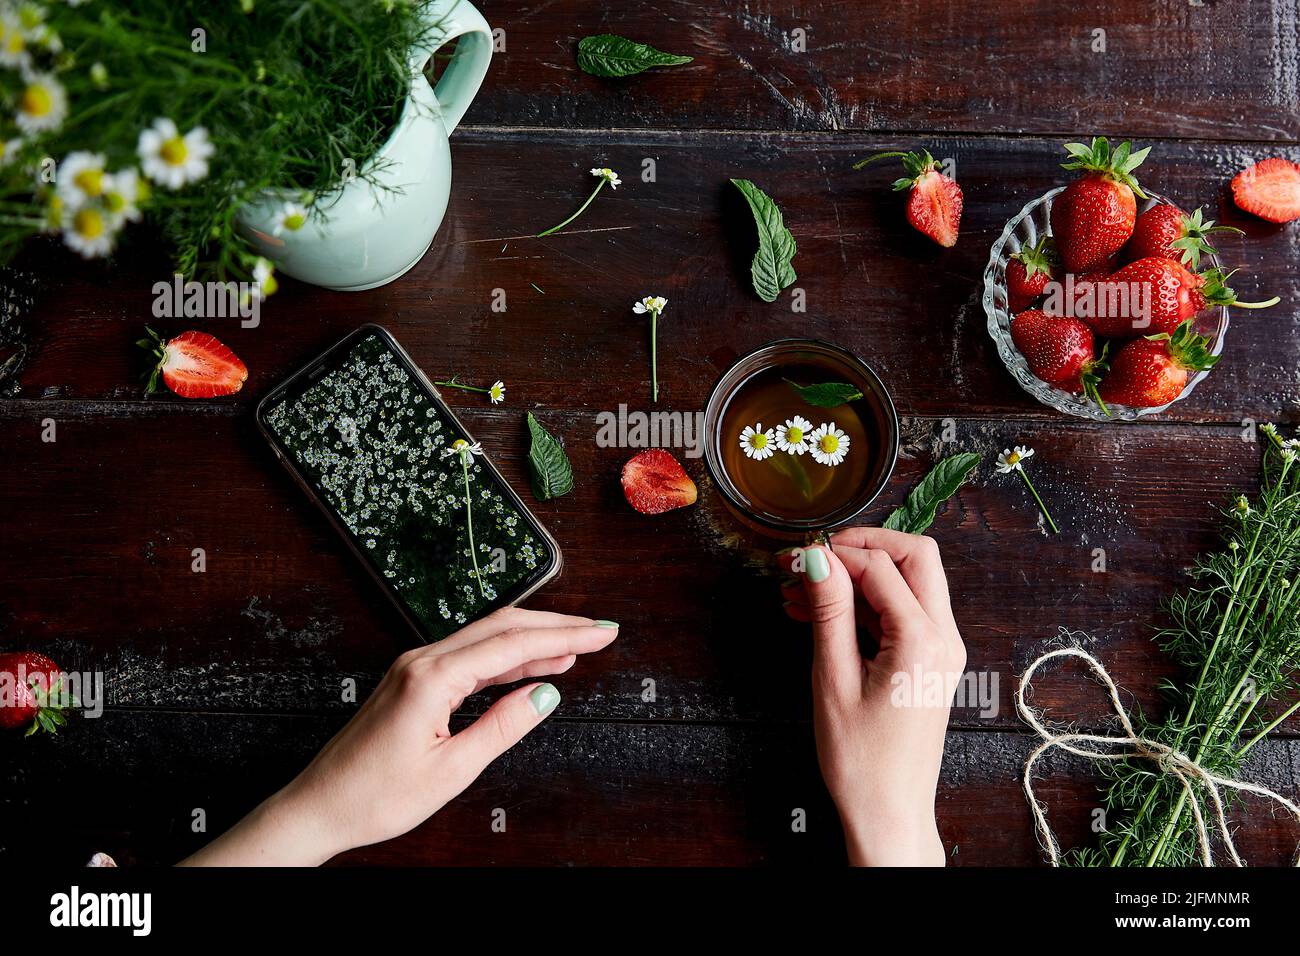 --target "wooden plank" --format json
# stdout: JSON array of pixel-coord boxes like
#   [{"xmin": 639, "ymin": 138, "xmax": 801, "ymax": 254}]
[
  {"xmin": 10, "ymin": 132, "xmax": 1299, "ymax": 422},
  {"xmin": 469, "ymin": 0, "xmax": 1300, "ymax": 141},
  {"xmin": 2, "ymin": 715, "xmax": 1295, "ymax": 866},
  {"xmin": 3, "ymin": 399, "xmax": 1294, "ymax": 734}
]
